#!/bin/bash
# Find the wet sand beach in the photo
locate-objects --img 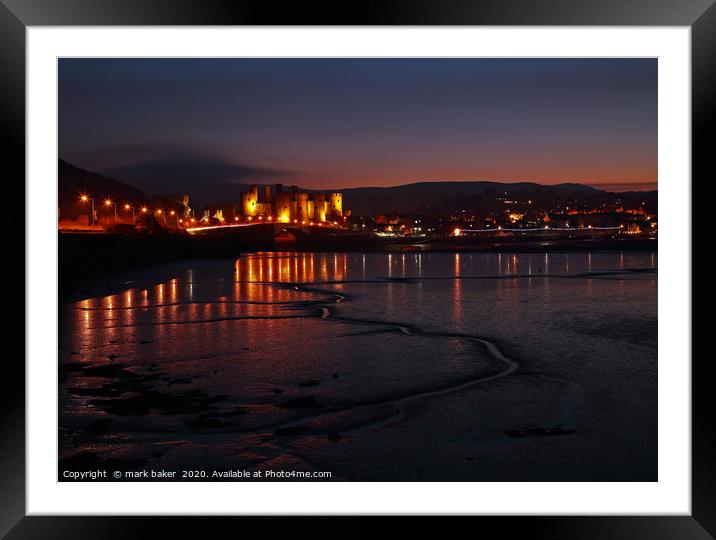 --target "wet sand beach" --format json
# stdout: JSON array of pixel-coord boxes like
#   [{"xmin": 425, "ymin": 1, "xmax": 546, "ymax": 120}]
[{"xmin": 59, "ymin": 251, "xmax": 657, "ymax": 481}]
